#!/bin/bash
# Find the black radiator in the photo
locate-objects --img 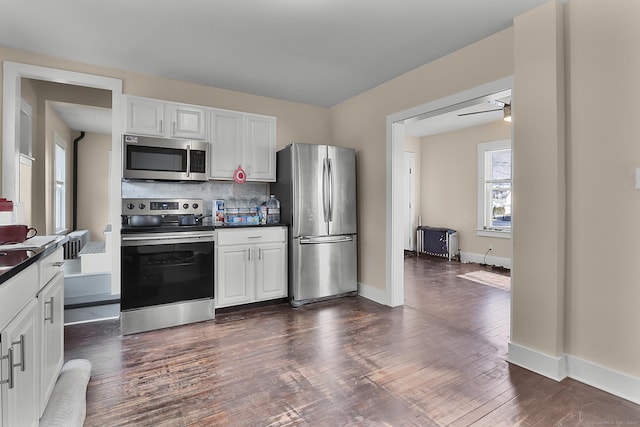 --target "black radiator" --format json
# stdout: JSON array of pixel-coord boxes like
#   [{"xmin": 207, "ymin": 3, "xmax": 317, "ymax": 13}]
[{"xmin": 416, "ymin": 226, "xmax": 458, "ymax": 261}]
